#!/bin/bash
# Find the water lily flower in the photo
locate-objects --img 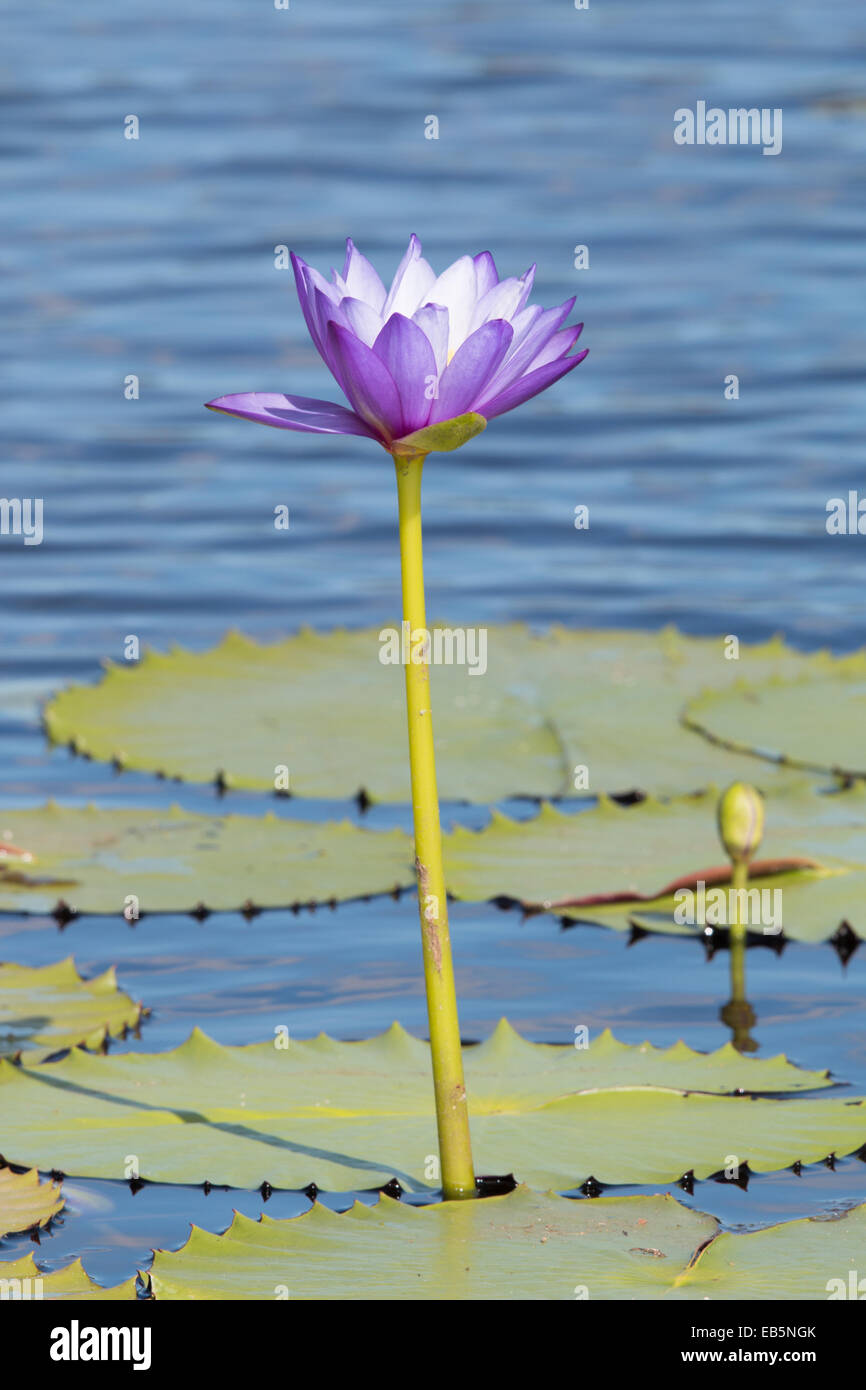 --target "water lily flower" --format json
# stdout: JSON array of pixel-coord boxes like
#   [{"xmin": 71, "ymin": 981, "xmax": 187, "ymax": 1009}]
[
  {"xmin": 717, "ymin": 782, "xmax": 765, "ymax": 866},
  {"xmin": 206, "ymin": 234, "xmax": 587, "ymax": 455},
  {"xmin": 207, "ymin": 237, "xmax": 588, "ymax": 1201},
  {"xmin": 717, "ymin": 783, "xmax": 765, "ymax": 945}
]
